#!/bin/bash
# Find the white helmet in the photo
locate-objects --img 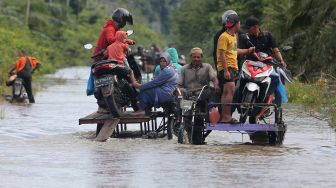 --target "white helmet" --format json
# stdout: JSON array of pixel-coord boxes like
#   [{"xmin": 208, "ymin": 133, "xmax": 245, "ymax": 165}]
[{"xmin": 221, "ymin": 10, "xmax": 238, "ymax": 24}]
